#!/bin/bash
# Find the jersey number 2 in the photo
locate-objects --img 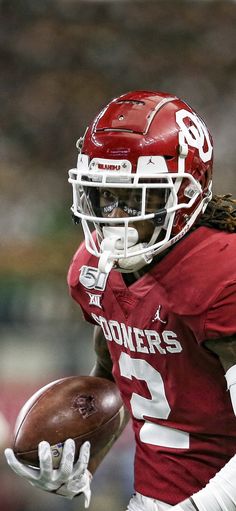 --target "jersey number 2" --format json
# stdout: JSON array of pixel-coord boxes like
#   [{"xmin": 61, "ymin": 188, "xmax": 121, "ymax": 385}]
[{"xmin": 119, "ymin": 352, "xmax": 189, "ymax": 449}]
